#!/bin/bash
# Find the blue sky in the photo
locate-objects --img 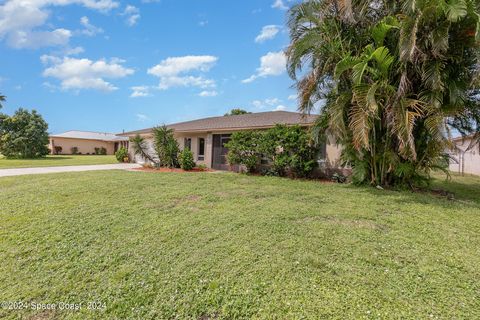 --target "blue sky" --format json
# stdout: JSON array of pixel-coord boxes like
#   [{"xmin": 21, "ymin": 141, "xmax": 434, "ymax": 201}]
[{"xmin": 0, "ymin": 0, "xmax": 299, "ymax": 134}]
